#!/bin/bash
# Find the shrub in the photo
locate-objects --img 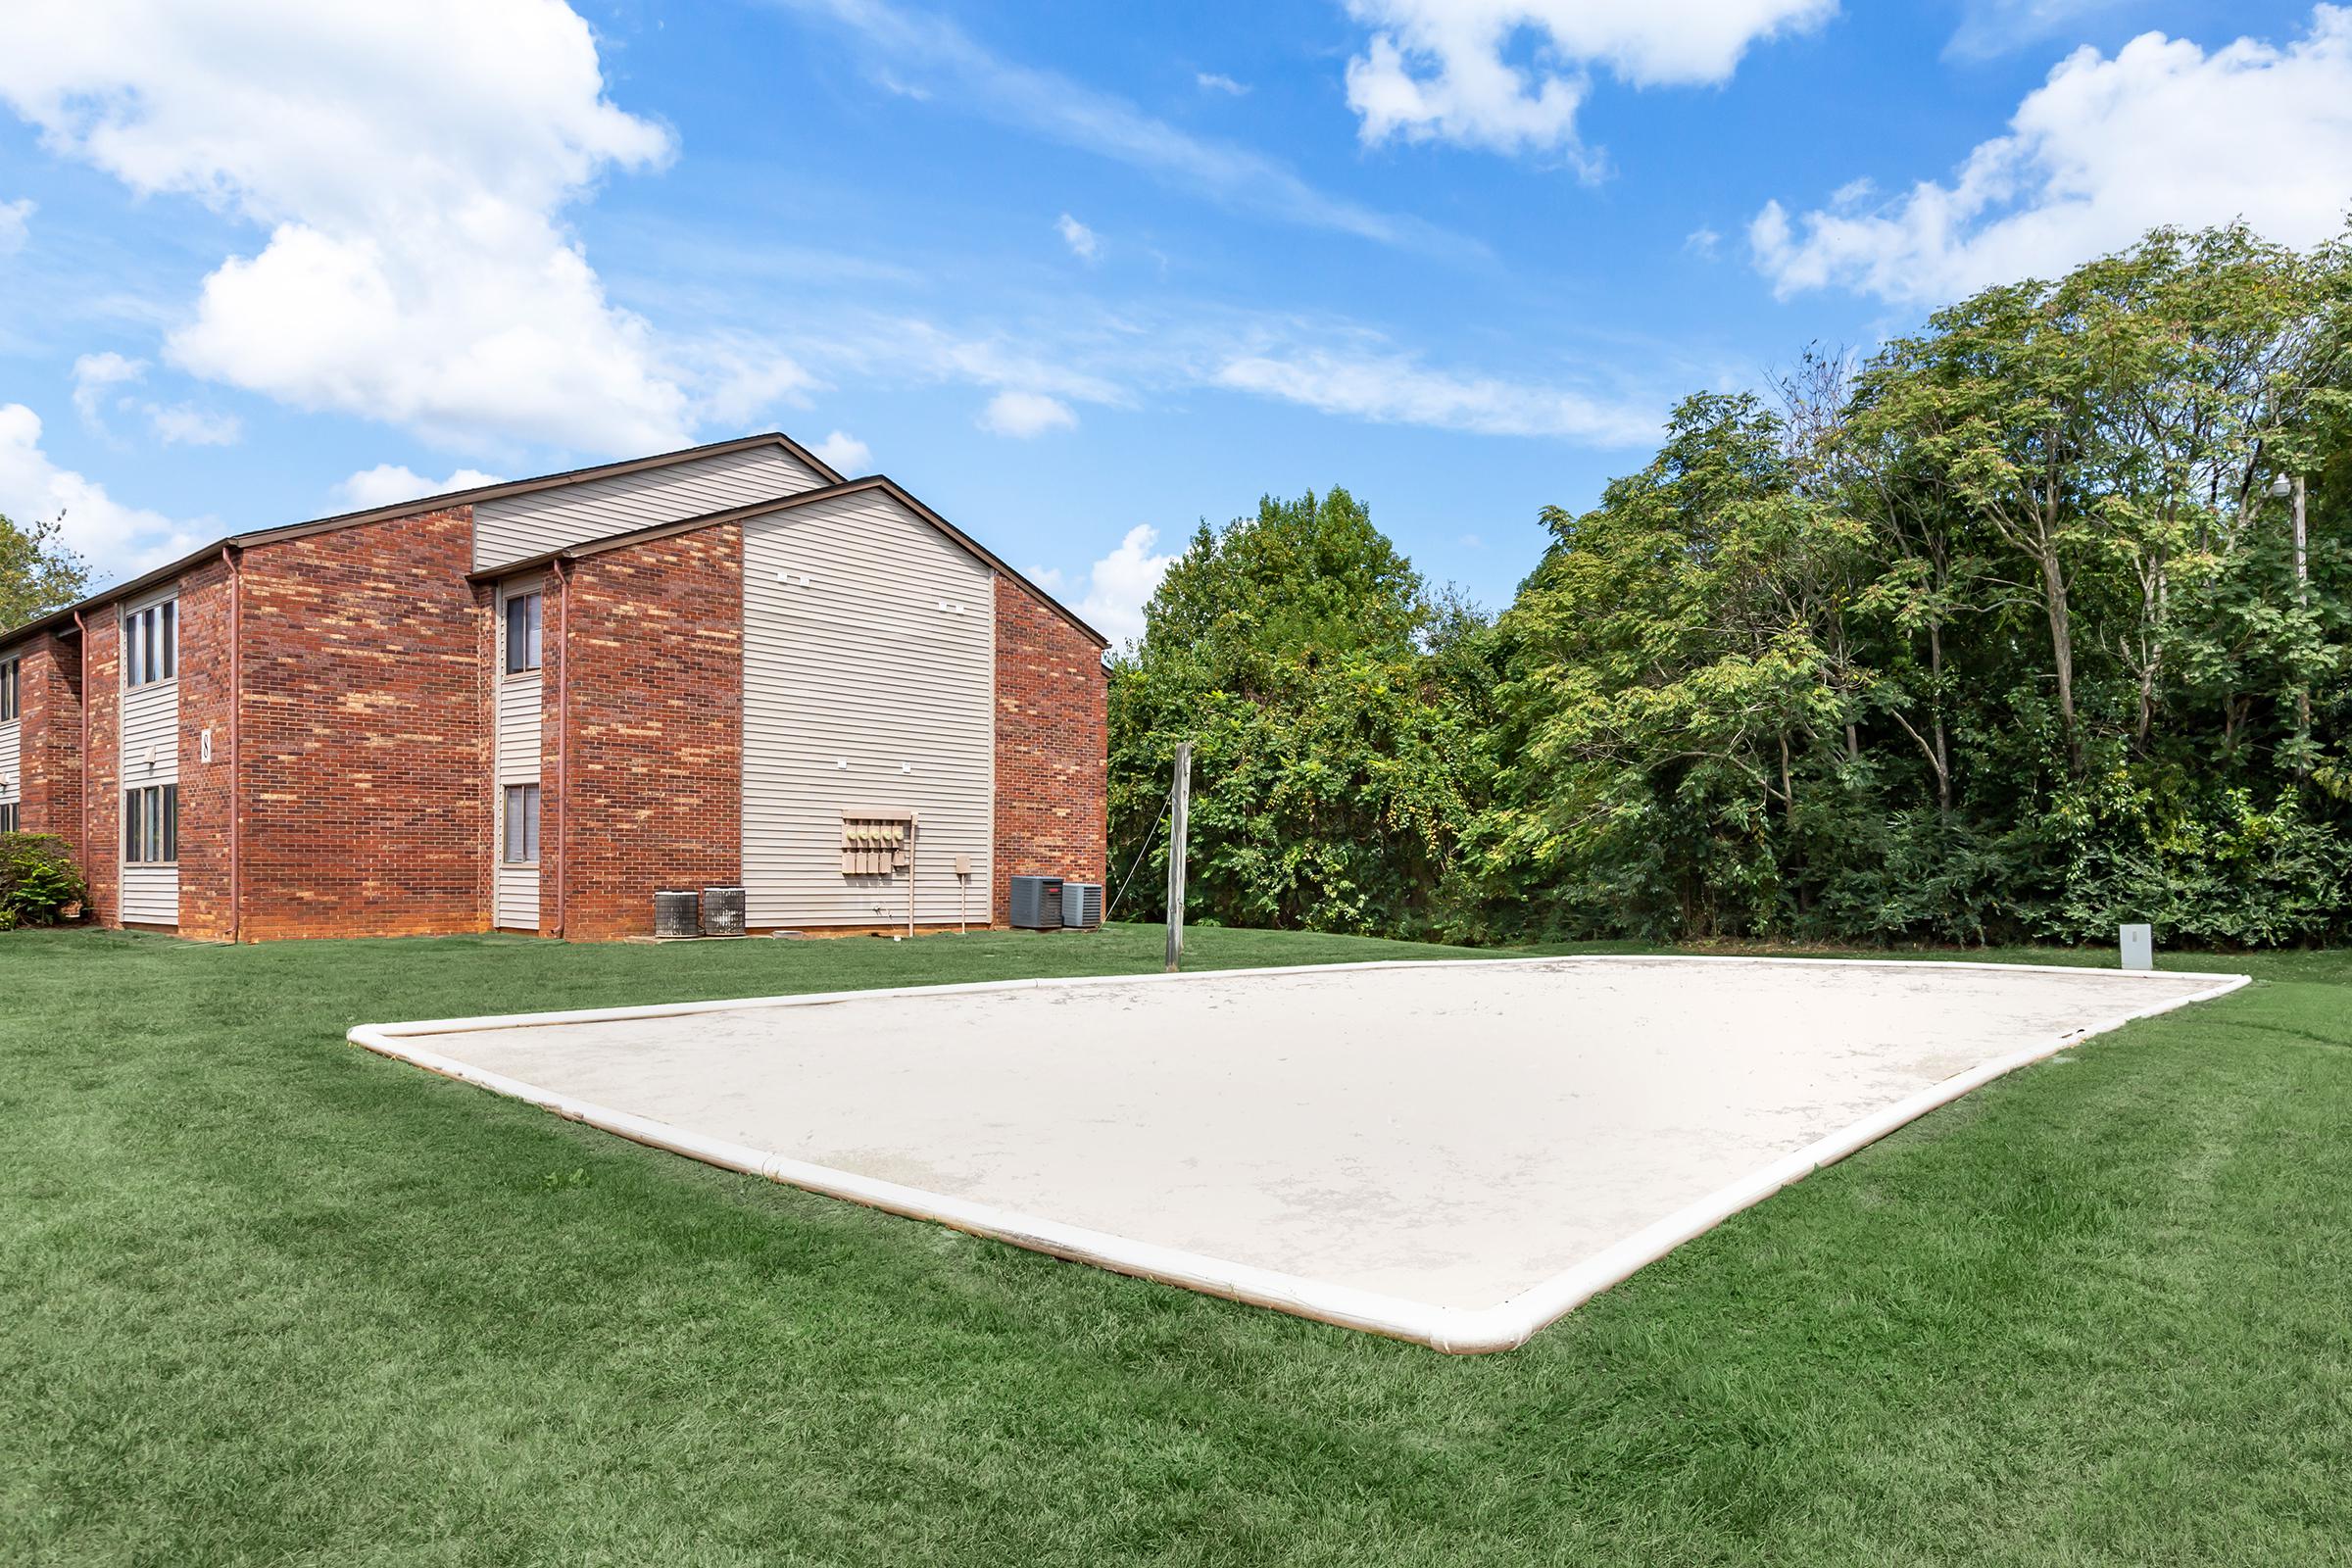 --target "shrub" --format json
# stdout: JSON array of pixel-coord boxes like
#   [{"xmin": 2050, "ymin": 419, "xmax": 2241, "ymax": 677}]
[{"xmin": 0, "ymin": 833, "xmax": 87, "ymax": 930}]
